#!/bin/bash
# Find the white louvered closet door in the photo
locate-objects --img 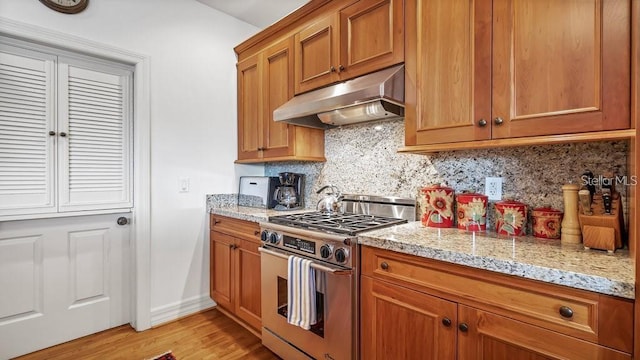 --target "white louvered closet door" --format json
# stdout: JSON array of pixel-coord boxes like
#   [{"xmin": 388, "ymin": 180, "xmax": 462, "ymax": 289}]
[
  {"xmin": 57, "ymin": 59, "xmax": 132, "ymax": 212},
  {"xmin": 0, "ymin": 46, "xmax": 56, "ymax": 216}
]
